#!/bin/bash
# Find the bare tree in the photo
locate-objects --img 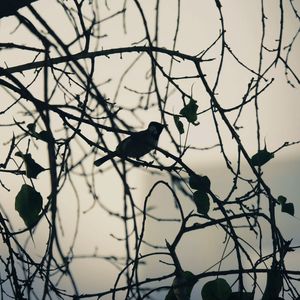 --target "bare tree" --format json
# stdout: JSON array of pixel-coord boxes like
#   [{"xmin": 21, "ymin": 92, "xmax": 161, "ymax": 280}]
[{"xmin": 0, "ymin": 1, "xmax": 299, "ymax": 299}]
